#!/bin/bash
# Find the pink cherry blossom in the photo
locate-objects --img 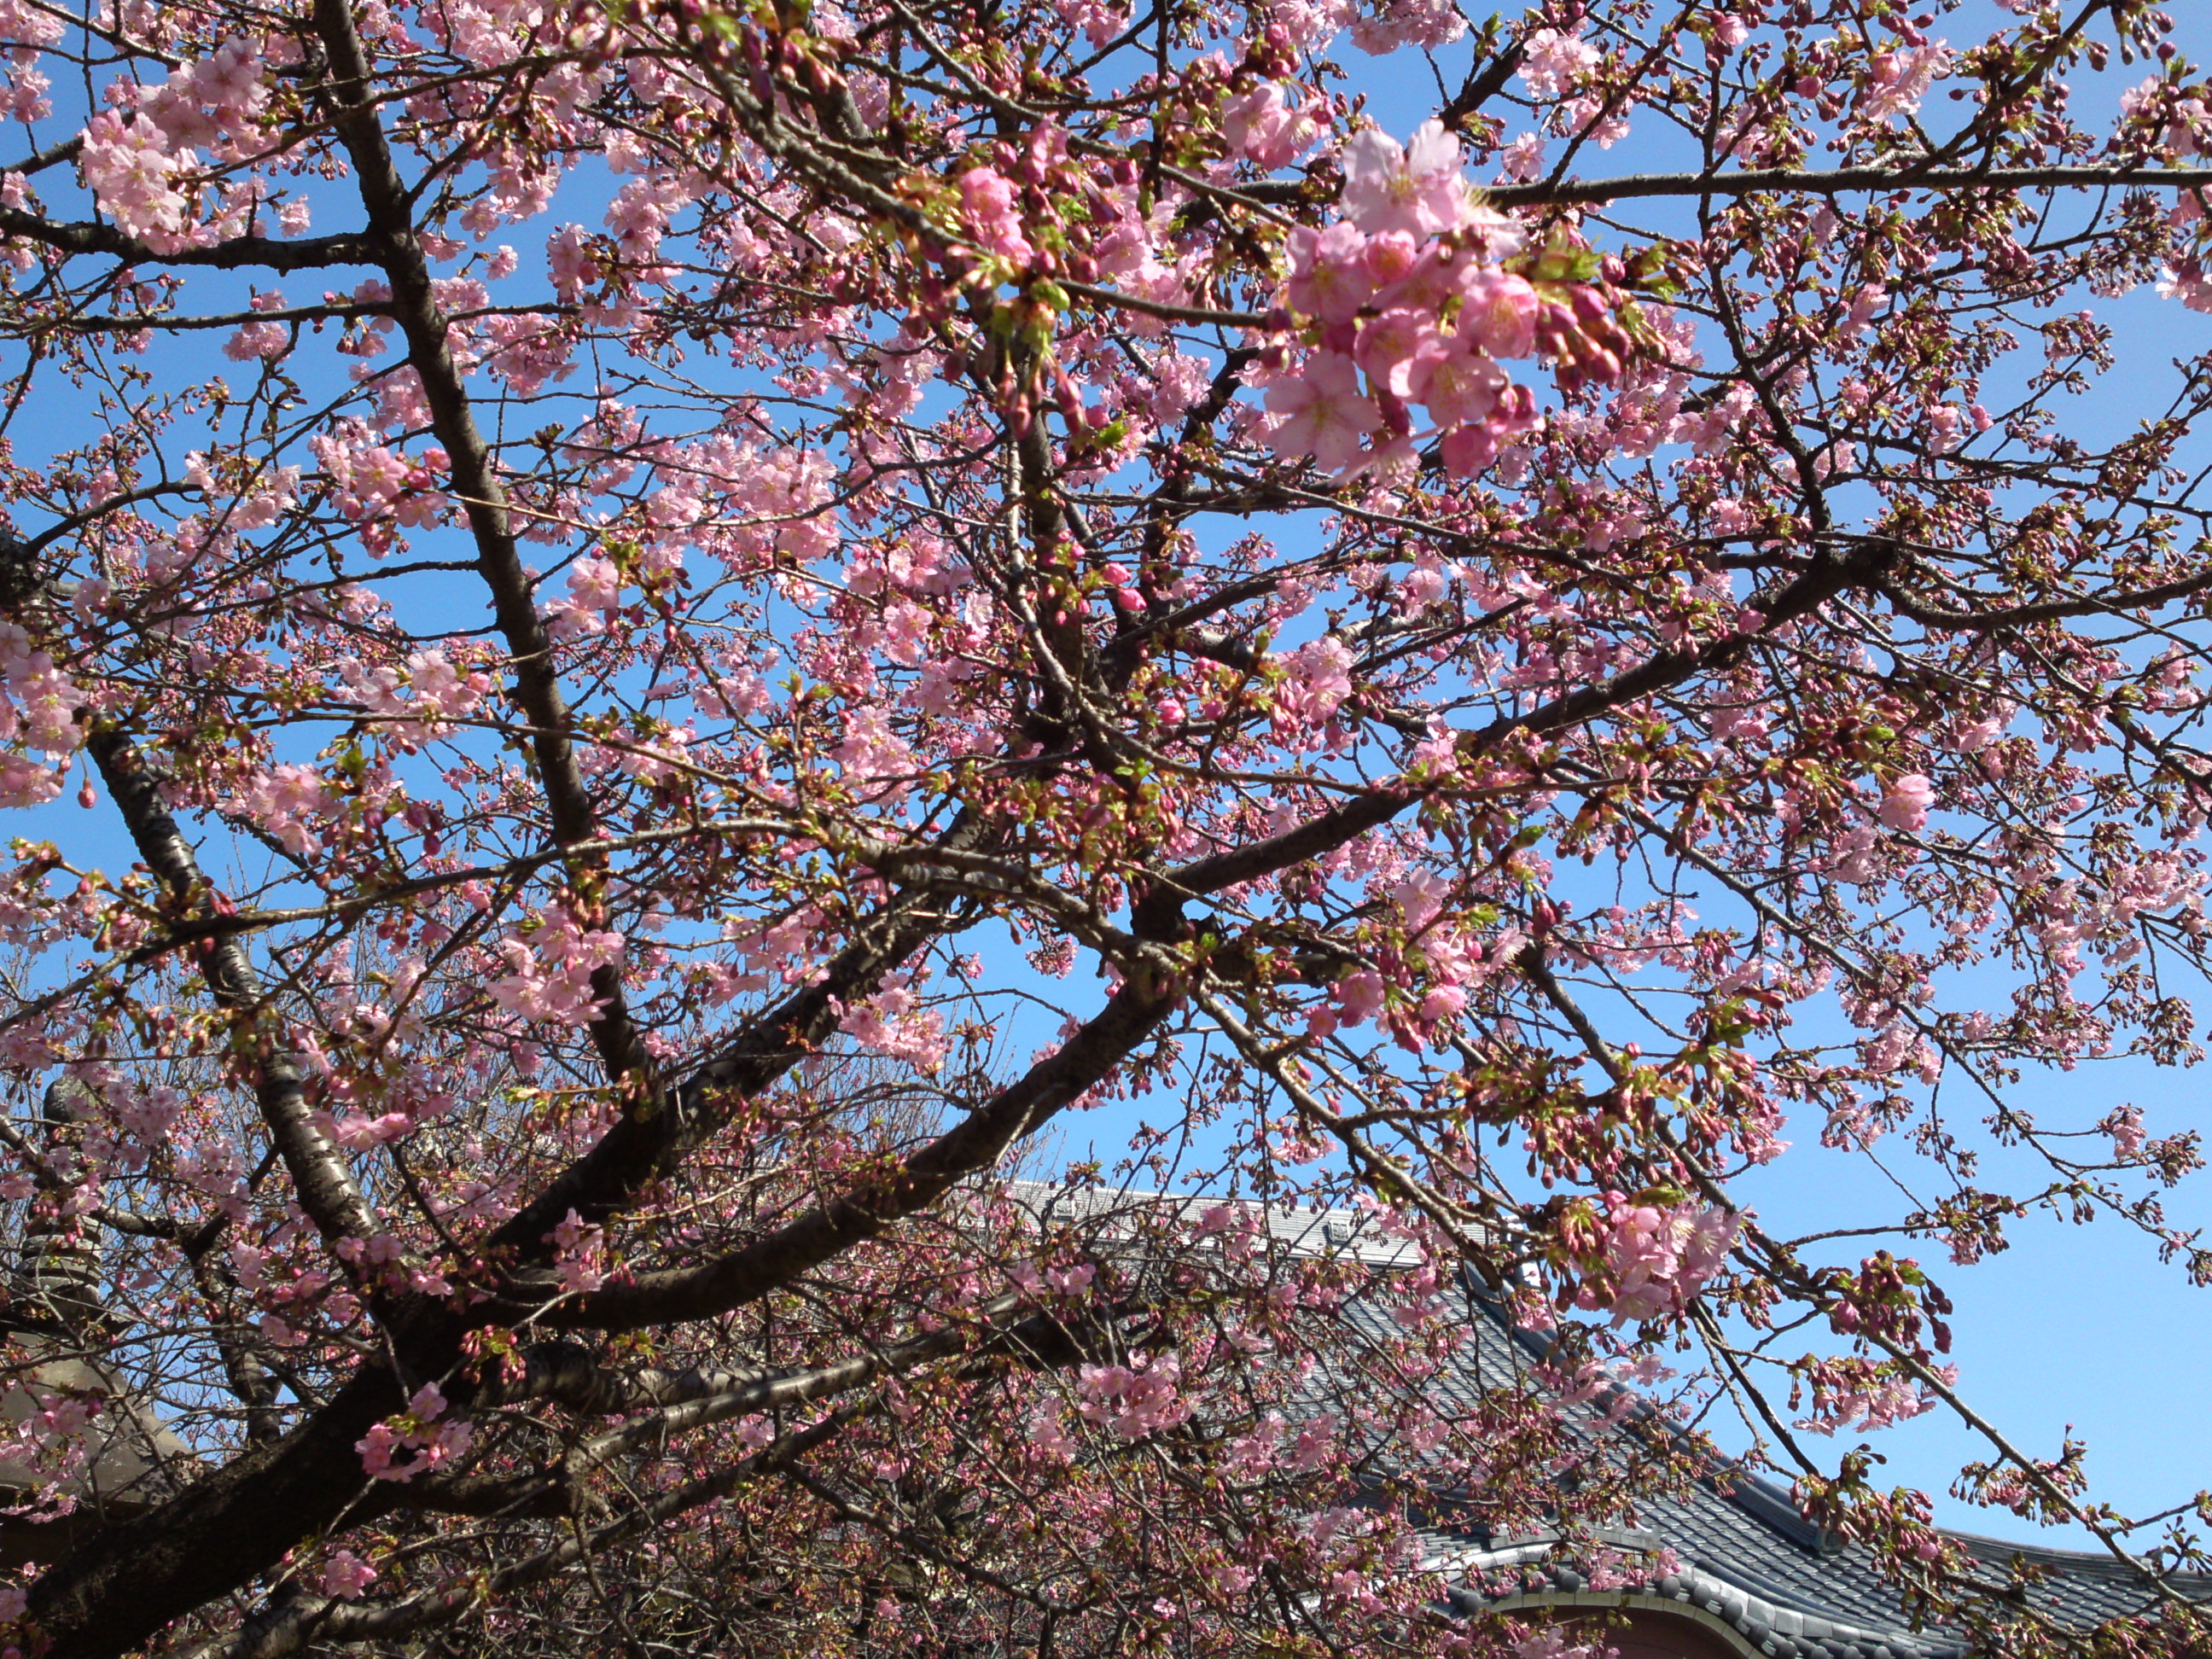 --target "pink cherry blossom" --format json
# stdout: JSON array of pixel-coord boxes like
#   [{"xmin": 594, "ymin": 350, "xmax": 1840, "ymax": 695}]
[
  {"xmin": 1264, "ymin": 352, "xmax": 1381, "ymax": 474},
  {"xmin": 1222, "ymin": 83, "xmax": 1320, "ymax": 170},
  {"xmin": 1878, "ymin": 773, "xmax": 1936, "ymax": 833},
  {"xmin": 1412, "ymin": 345, "xmax": 1506, "ymax": 428},
  {"xmin": 77, "ymin": 111, "xmax": 206, "ymax": 253},
  {"xmin": 487, "ymin": 905, "xmax": 626, "ymax": 1025},
  {"xmin": 1517, "ymin": 27, "xmax": 1600, "ymax": 100},
  {"xmin": 1333, "ymin": 969, "xmax": 1387, "ymax": 1027},
  {"xmin": 1353, "ymin": 307, "xmax": 1444, "ymax": 400},
  {"xmin": 358, "ymin": 1382, "xmax": 474, "ymax": 1482},
  {"xmin": 1075, "ymin": 1353, "xmax": 1190, "ymax": 1440},
  {"xmin": 835, "ymin": 972, "xmax": 950, "ymax": 1072},
  {"xmin": 1578, "ymin": 1197, "xmax": 1739, "ymax": 1326},
  {"xmin": 547, "ymin": 1208, "xmax": 608, "ymax": 1293},
  {"xmin": 1284, "ymin": 223, "xmax": 1377, "ymax": 324},
  {"xmin": 1339, "ymin": 120, "xmax": 1466, "ymax": 238},
  {"xmin": 959, "ymin": 167, "xmax": 1033, "ymax": 265},
  {"xmin": 319, "ymin": 1551, "xmax": 378, "ymax": 1600},
  {"xmin": 1456, "ymin": 271, "xmax": 1540, "ymax": 359},
  {"xmin": 1862, "ymin": 42, "xmax": 1955, "ymax": 125}
]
